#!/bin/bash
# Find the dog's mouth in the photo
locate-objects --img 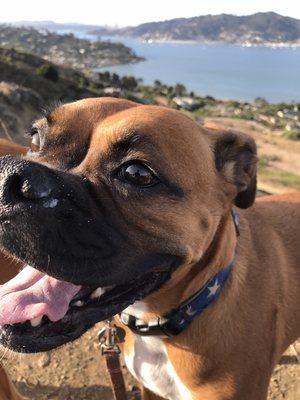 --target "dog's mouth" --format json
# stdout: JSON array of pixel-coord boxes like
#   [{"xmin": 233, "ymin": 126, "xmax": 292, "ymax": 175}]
[{"xmin": 0, "ymin": 264, "xmax": 173, "ymax": 353}]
